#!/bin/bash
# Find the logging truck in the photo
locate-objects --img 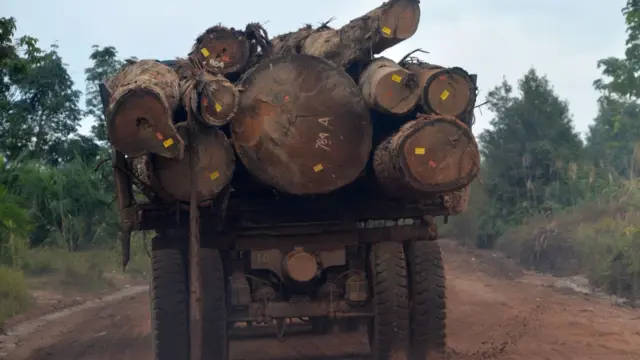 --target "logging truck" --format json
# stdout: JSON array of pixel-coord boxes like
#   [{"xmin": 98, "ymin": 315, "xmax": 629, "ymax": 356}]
[{"xmin": 100, "ymin": 1, "xmax": 480, "ymax": 359}]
